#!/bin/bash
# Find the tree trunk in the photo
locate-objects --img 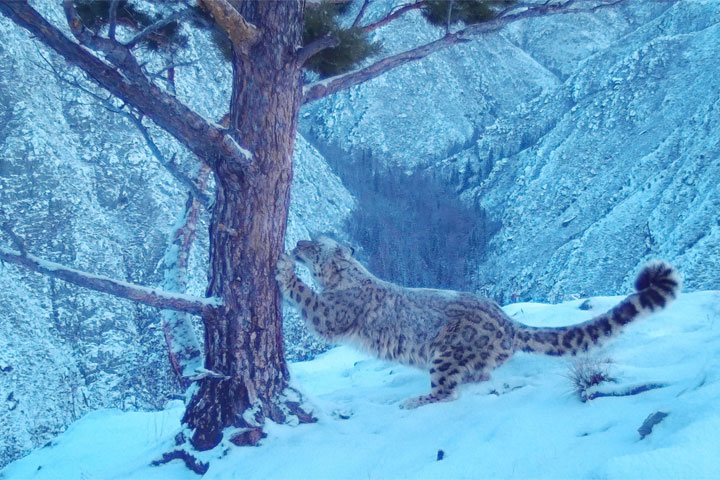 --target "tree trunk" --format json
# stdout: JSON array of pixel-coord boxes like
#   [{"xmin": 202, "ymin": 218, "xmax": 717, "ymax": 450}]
[{"xmin": 183, "ymin": 0, "xmax": 311, "ymax": 450}]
